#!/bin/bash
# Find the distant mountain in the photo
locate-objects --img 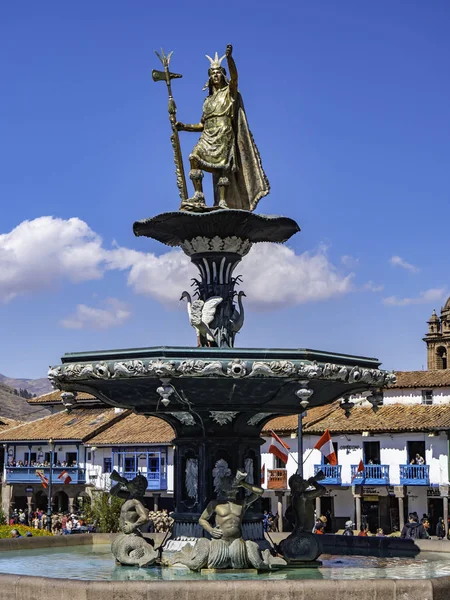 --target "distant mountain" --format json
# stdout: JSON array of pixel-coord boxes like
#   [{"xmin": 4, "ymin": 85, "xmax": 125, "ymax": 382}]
[
  {"xmin": 0, "ymin": 382, "xmax": 51, "ymax": 422},
  {"xmin": 0, "ymin": 373, "xmax": 52, "ymax": 397}
]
